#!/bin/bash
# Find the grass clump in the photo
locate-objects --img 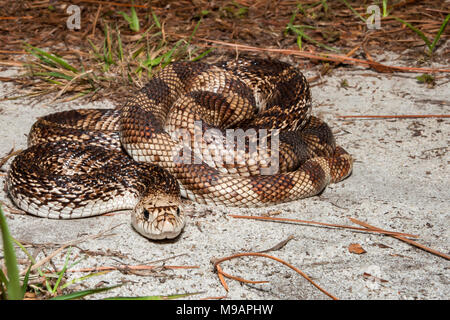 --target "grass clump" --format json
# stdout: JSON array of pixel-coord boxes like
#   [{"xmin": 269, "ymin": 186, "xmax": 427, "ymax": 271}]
[
  {"xmin": 0, "ymin": 205, "xmax": 201, "ymax": 300},
  {"xmin": 118, "ymin": 1, "xmax": 140, "ymax": 32},
  {"xmin": 393, "ymin": 14, "xmax": 450, "ymax": 55},
  {"xmin": 19, "ymin": 10, "xmax": 211, "ymax": 103},
  {"xmin": 0, "ymin": 206, "xmax": 24, "ymax": 299},
  {"xmin": 0, "ymin": 205, "xmax": 117, "ymax": 300},
  {"xmin": 285, "ymin": 3, "xmax": 340, "ymax": 53}
]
